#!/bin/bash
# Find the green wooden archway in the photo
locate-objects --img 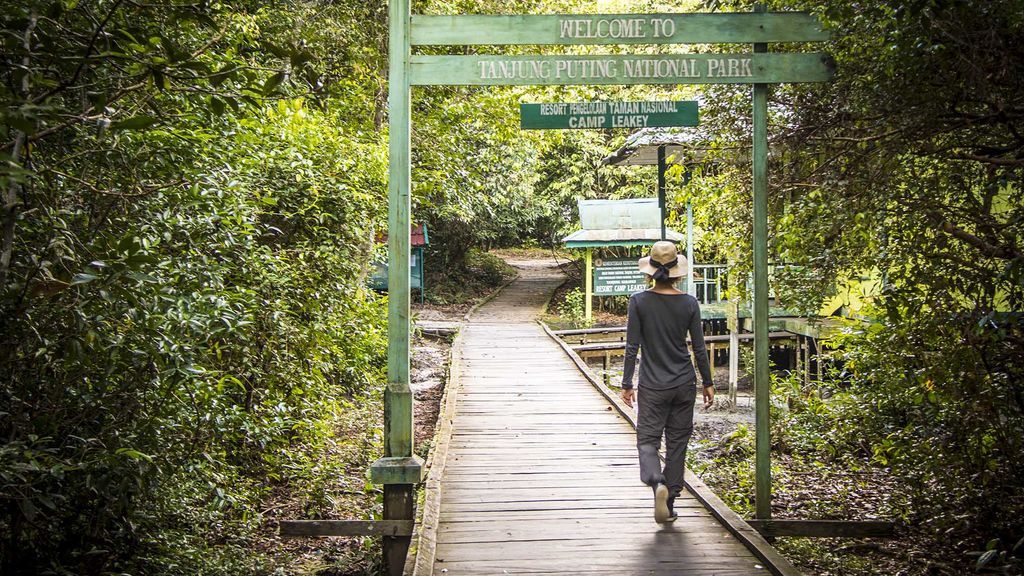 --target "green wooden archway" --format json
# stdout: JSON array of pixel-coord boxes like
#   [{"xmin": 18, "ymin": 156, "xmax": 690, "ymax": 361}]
[{"xmin": 372, "ymin": 3, "xmax": 833, "ymax": 572}]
